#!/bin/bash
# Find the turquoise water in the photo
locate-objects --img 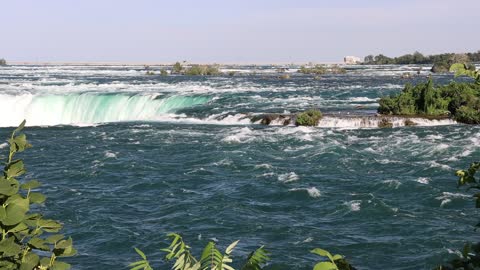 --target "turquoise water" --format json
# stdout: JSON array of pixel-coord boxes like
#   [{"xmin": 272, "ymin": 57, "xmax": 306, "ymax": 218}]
[{"xmin": 0, "ymin": 64, "xmax": 479, "ymax": 269}]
